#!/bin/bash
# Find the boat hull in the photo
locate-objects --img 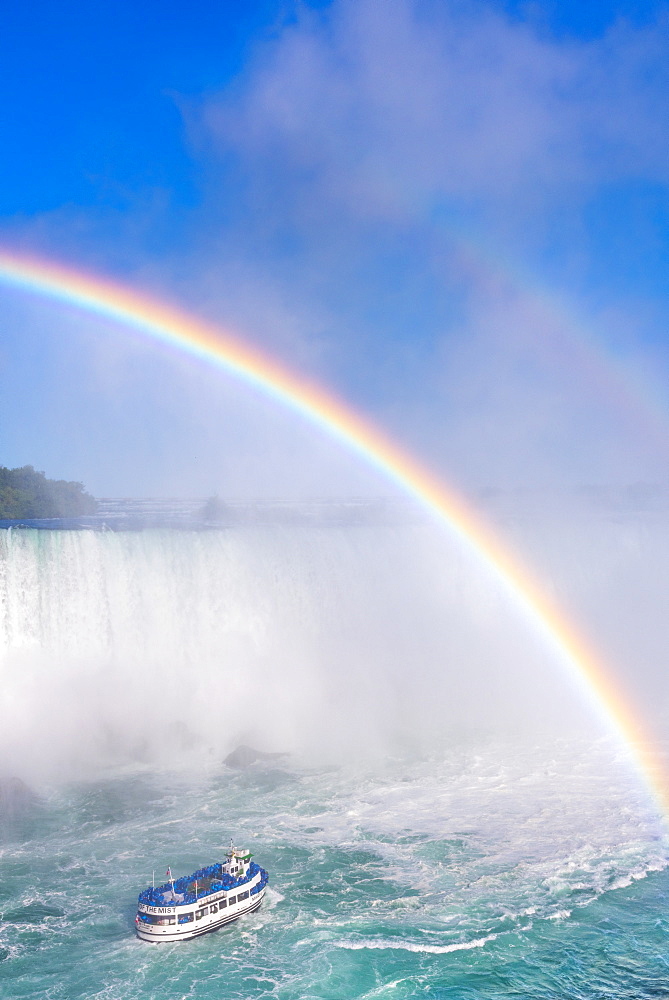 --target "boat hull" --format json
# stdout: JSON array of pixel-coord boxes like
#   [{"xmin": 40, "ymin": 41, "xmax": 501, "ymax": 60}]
[{"xmin": 136, "ymin": 886, "xmax": 266, "ymax": 943}]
